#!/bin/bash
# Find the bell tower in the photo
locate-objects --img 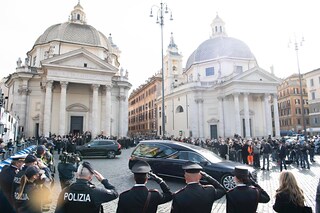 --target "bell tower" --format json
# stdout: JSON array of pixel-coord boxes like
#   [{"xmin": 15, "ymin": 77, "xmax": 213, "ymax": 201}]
[{"xmin": 163, "ymin": 32, "xmax": 183, "ymax": 95}]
